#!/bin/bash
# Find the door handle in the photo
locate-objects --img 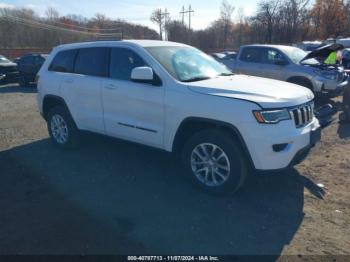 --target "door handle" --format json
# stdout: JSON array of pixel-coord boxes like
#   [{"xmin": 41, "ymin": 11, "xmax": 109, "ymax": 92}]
[
  {"xmin": 64, "ymin": 79, "xmax": 73, "ymax": 83},
  {"xmin": 104, "ymin": 84, "xmax": 117, "ymax": 90}
]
